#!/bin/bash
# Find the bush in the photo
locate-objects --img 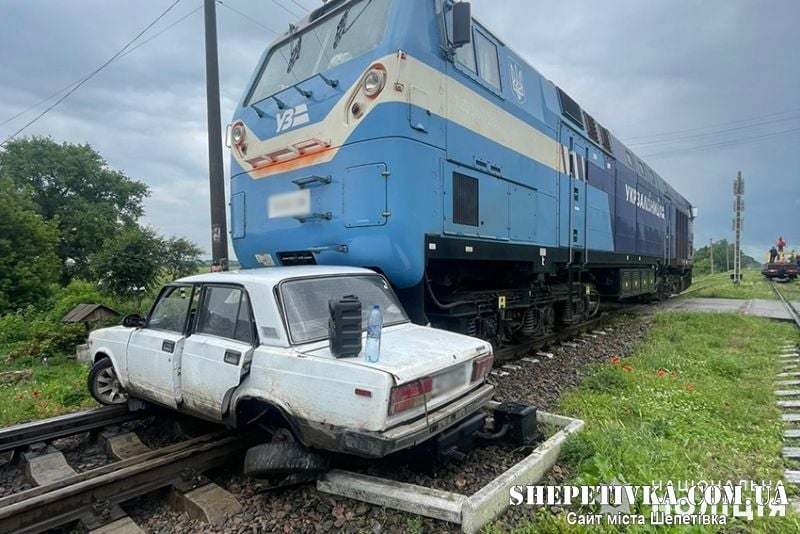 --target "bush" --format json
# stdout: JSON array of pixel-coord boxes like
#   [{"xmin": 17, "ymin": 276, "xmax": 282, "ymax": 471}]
[{"xmin": 46, "ymin": 280, "xmax": 110, "ymax": 321}]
